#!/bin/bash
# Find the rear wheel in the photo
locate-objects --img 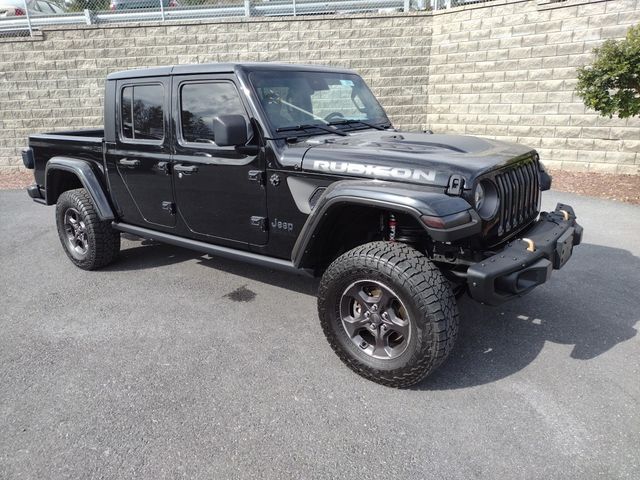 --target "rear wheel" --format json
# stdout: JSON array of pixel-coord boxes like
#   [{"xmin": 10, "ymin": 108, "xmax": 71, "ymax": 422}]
[
  {"xmin": 55, "ymin": 188, "xmax": 120, "ymax": 270},
  {"xmin": 318, "ymin": 241, "xmax": 459, "ymax": 388}
]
